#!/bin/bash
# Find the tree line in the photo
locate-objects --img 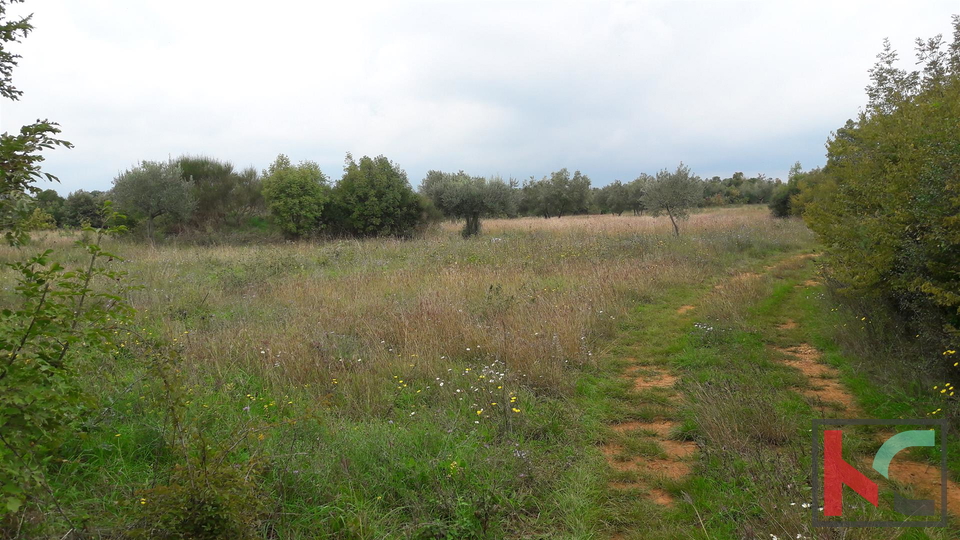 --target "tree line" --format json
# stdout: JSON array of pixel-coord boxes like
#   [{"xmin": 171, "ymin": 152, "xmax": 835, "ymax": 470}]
[{"xmin": 27, "ymin": 158, "xmax": 783, "ymax": 240}]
